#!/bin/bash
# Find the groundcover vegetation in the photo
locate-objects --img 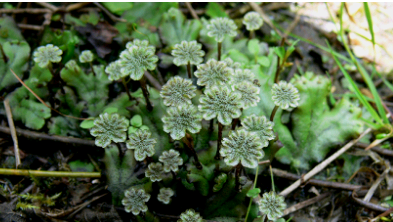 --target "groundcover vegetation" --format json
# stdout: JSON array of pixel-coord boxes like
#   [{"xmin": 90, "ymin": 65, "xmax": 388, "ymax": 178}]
[{"xmin": 1, "ymin": 2, "xmax": 393, "ymax": 222}]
